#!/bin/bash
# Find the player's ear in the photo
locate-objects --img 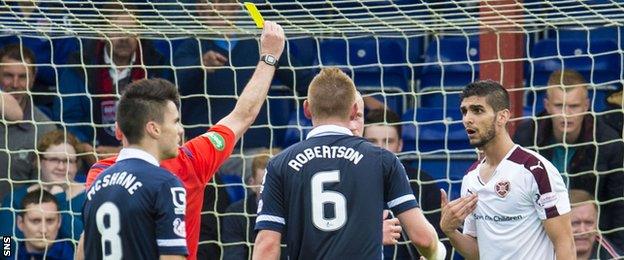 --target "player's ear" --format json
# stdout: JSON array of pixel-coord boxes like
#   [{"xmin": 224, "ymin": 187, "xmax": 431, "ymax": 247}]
[
  {"xmin": 145, "ymin": 121, "xmax": 161, "ymax": 139},
  {"xmin": 303, "ymin": 100, "xmax": 312, "ymax": 119},
  {"xmin": 498, "ymin": 109, "xmax": 510, "ymax": 126},
  {"xmin": 349, "ymin": 102, "xmax": 358, "ymax": 120},
  {"xmin": 114, "ymin": 122, "xmax": 123, "ymax": 141}
]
